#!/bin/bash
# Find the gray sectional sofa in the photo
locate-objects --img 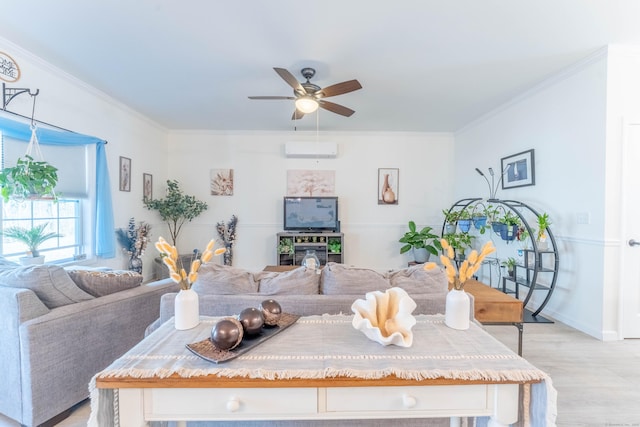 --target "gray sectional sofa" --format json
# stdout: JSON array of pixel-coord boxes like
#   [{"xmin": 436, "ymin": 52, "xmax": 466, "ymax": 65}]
[
  {"xmin": 149, "ymin": 261, "xmax": 457, "ymax": 333},
  {"xmin": 0, "ymin": 261, "xmax": 178, "ymax": 426}
]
